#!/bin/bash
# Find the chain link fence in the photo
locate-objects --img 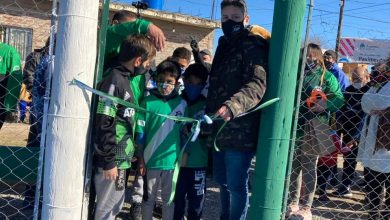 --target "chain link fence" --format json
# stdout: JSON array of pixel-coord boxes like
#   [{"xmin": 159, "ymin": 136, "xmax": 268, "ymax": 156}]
[
  {"xmin": 0, "ymin": 0, "xmax": 53, "ymax": 218},
  {"xmin": 284, "ymin": 46, "xmax": 390, "ymax": 220}
]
